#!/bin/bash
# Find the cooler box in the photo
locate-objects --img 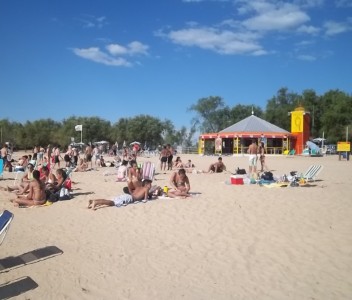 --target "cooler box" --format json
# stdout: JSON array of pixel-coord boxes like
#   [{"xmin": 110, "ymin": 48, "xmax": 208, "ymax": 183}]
[{"xmin": 231, "ymin": 175, "xmax": 244, "ymax": 185}]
